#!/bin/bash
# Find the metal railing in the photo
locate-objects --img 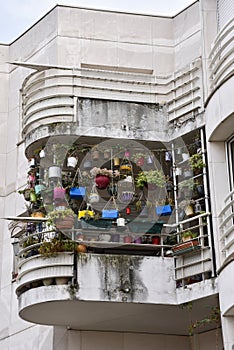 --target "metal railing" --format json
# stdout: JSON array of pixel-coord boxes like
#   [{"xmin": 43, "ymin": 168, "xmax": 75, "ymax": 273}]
[{"xmin": 12, "ymin": 211, "xmax": 213, "ymax": 290}]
